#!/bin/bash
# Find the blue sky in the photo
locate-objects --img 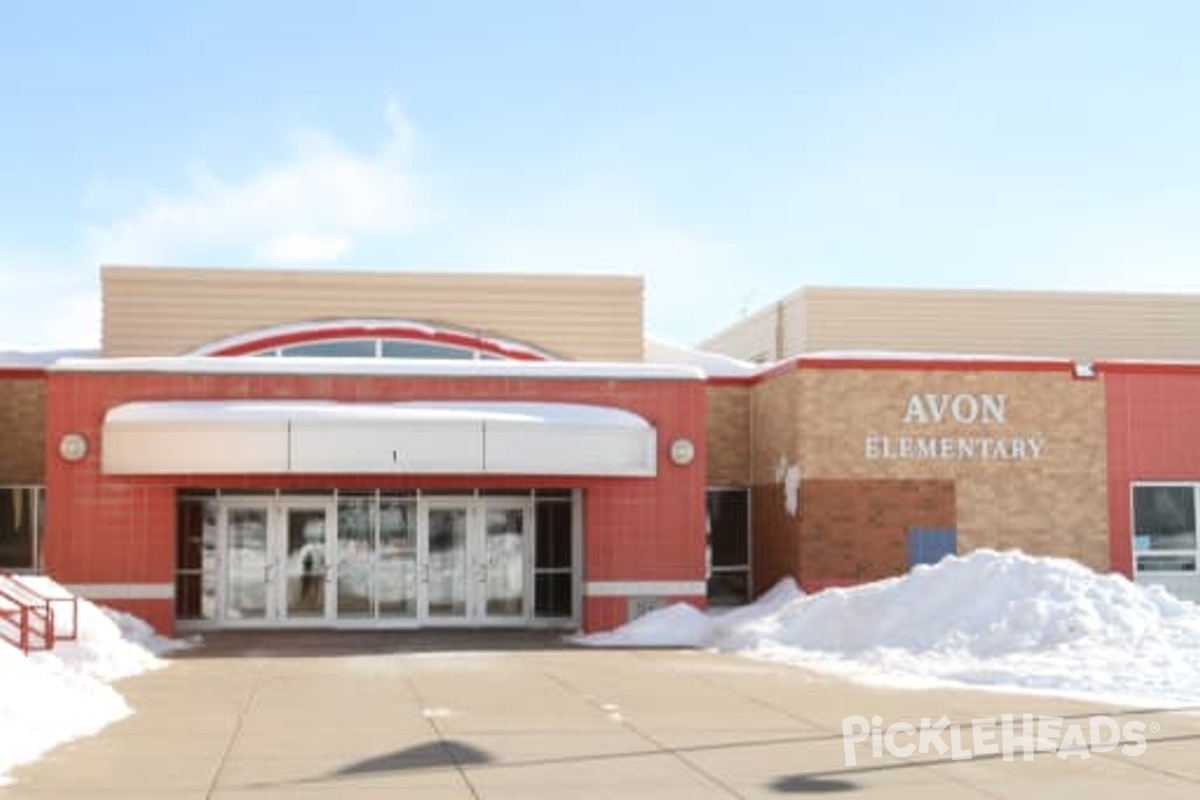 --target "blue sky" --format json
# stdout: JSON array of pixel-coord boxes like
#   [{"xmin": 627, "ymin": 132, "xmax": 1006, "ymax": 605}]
[{"xmin": 2, "ymin": 1, "xmax": 1199, "ymax": 348}]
